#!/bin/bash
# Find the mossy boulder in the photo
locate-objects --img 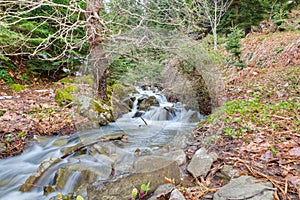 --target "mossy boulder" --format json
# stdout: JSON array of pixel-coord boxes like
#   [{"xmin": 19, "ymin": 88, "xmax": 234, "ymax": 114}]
[
  {"xmin": 111, "ymin": 84, "xmax": 138, "ymax": 119},
  {"xmin": 57, "ymin": 76, "xmax": 76, "ymax": 84},
  {"xmin": 77, "ymin": 96, "xmax": 113, "ymax": 126},
  {"xmin": 11, "ymin": 84, "xmax": 25, "ymax": 92},
  {"xmin": 64, "ymin": 85, "xmax": 79, "ymax": 93},
  {"xmin": 74, "ymin": 75, "xmax": 94, "ymax": 85},
  {"xmin": 55, "ymin": 88, "xmax": 73, "ymax": 106}
]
